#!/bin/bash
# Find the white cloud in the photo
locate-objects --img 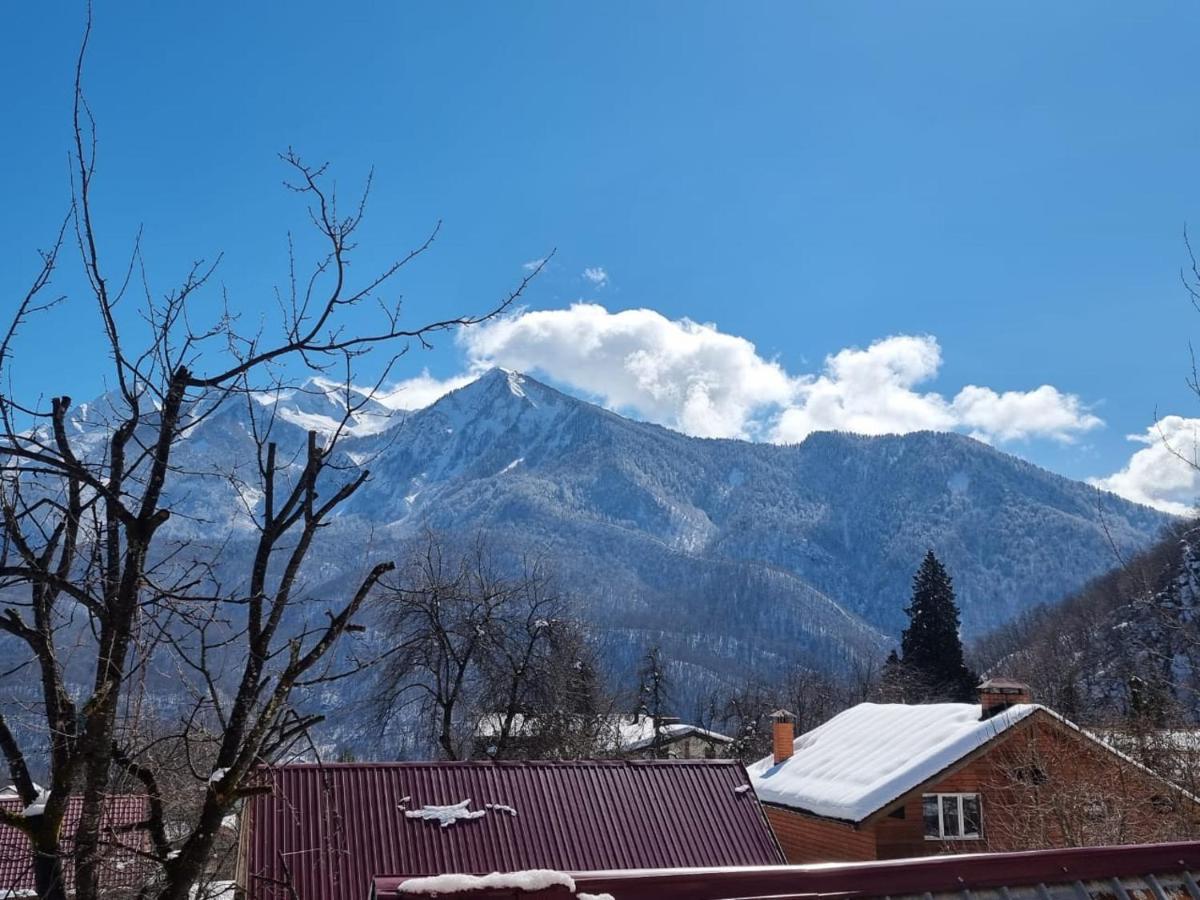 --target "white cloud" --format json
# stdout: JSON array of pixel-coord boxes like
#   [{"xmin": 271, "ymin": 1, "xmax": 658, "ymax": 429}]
[
  {"xmin": 952, "ymin": 384, "xmax": 1103, "ymax": 443},
  {"xmin": 375, "ymin": 369, "xmax": 477, "ymax": 410},
  {"xmin": 448, "ymin": 304, "xmax": 1101, "ymax": 446},
  {"xmin": 582, "ymin": 267, "xmax": 609, "ymax": 288},
  {"xmin": 458, "ymin": 303, "xmax": 793, "ymax": 438},
  {"xmin": 773, "ymin": 336, "xmax": 955, "ymax": 441},
  {"xmin": 522, "ymin": 258, "xmax": 547, "ymax": 272},
  {"xmin": 1089, "ymin": 417, "xmax": 1200, "ymax": 515}
]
